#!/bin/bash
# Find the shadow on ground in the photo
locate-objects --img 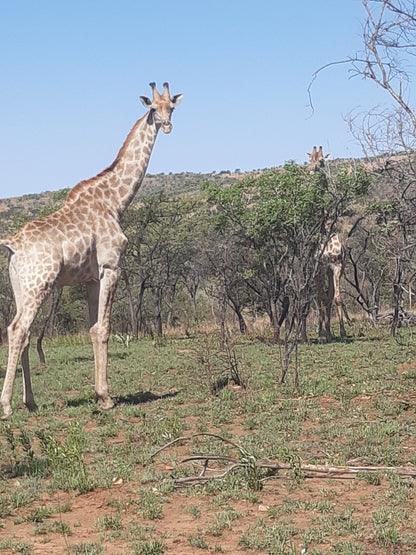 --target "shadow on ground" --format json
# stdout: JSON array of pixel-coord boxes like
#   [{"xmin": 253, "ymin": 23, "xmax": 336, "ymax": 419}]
[{"xmin": 117, "ymin": 390, "xmax": 179, "ymax": 405}]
